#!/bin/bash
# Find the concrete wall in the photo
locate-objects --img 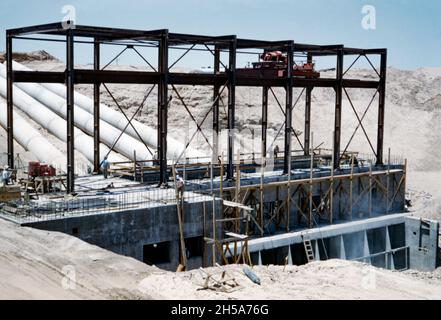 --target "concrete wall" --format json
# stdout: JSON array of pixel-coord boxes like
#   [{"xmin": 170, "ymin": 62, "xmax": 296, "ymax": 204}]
[
  {"xmin": 405, "ymin": 216, "xmax": 440, "ymax": 272},
  {"xmin": 239, "ymin": 214, "xmax": 439, "ymax": 272},
  {"xmin": 23, "ymin": 198, "xmax": 223, "ymax": 271}
]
